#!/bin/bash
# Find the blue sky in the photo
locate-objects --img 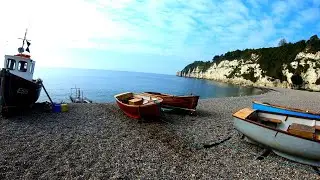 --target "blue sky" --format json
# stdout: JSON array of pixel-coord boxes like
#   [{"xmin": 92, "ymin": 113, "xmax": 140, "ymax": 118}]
[{"xmin": 0, "ymin": 0, "xmax": 320, "ymax": 74}]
